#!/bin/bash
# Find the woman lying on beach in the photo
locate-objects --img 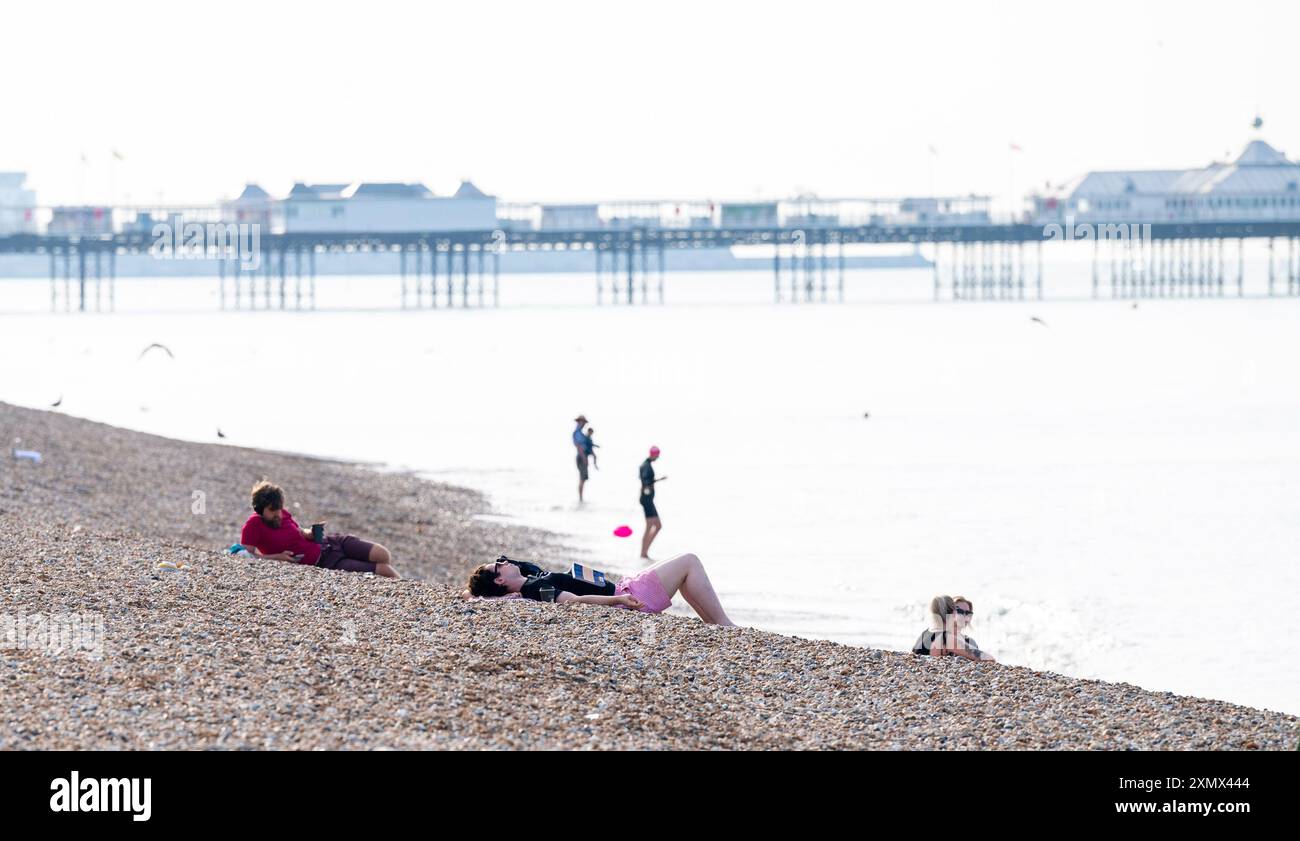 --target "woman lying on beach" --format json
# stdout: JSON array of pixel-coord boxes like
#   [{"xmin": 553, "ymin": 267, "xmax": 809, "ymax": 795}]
[
  {"xmin": 465, "ymin": 553, "xmax": 736, "ymax": 626},
  {"xmin": 912, "ymin": 595, "xmax": 995, "ymax": 662}
]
